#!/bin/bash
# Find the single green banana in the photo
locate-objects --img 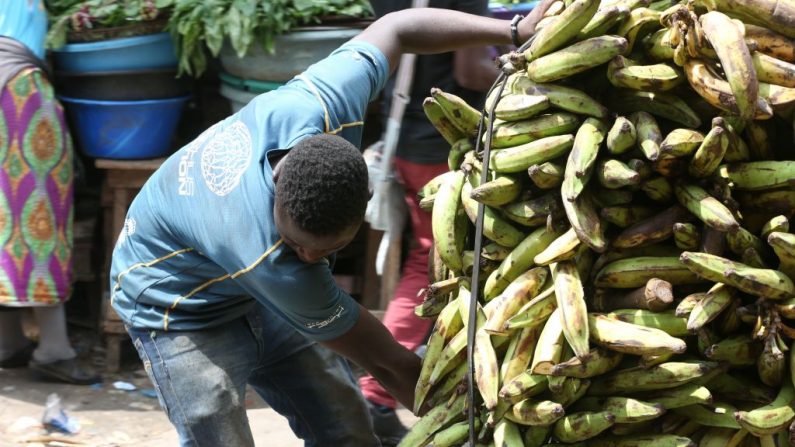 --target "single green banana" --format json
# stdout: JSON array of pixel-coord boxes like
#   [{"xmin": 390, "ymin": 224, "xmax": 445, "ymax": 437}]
[
  {"xmin": 688, "ymin": 121, "xmax": 729, "ymax": 178},
  {"xmin": 697, "ymin": 427, "xmax": 746, "ymax": 447},
  {"xmin": 561, "ymin": 117, "xmax": 608, "ymax": 201},
  {"xmin": 489, "ymin": 134, "xmax": 575, "ymax": 173},
  {"xmin": 499, "ymin": 370, "xmax": 549, "ymax": 404},
  {"xmin": 510, "ymin": 76, "xmax": 609, "ymax": 119},
  {"xmin": 423, "ymin": 97, "xmax": 467, "ymax": 145},
  {"xmin": 605, "ymin": 309, "xmax": 688, "ymax": 337},
  {"xmin": 494, "ymin": 94, "xmax": 550, "ymax": 122},
  {"xmin": 735, "ymin": 381, "xmax": 795, "ymax": 436},
  {"xmin": 483, "ymin": 267, "xmax": 547, "ymax": 334},
  {"xmin": 553, "ymin": 411, "xmax": 616, "ymax": 442},
  {"xmin": 551, "ymin": 376, "xmax": 591, "ymax": 408},
  {"xmin": 550, "ymin": 348, "xmax": 623, "ymax": 379},
  {"xmin": 505, "ymin": 285, "xmax": 557, "ymax": 330},
  {"xmin": 414, "ymin": 298, "xmax": 464, "ymax": 413},
  {"xmin": 588, "ymin": 434, "xmax": 698, "ymax": 447},
  {"xmin": 672, "ymin": 402, "xmax": 741, "ymax": 429},
  {"xmin": 594, "ymin": 256, "xmax": 701, "ymax": 288},
  {"xmin": 431, "ymin": 170, "xmax": 467, "ymax": 272},
  {"xmin": 613, "ymin": 91, "xmax": 701, "ymax": 128},
  {"xmin": 645, "ymin": 382, "xmax": 713, "ymax": 409},
  {"xmin": 552, "ymin": 260, "xmax": 590, "ymax": 359},
  {"xmin": 597, "ymin": 159, "xmax": 641, "ymax": 189},
  {"xmin": 592, "ymin": 188, "xmax": 635, "ymax": 207},
  {"xmin": 606, "ymin": 115, "xmax": 637, "ymax": 155},
  {"xmin": 589, "ymin": 360, "xmax": 721, "ymax": 396},
  {"xmin": 534, "ymin": 227, "xmax": 580, "ymax": 266},
  {"xmin": 528, "ymin": 161, "xmax": 564, "ymax": 190},
  {"xmin": 673, "ymin": 223, "xmax": 700, "ymax": 251},
  {"xmin": 706, "ymin": 372, "xmax": 776, "ymax": 405},
  {"xmin": 704, "ymin": 334, "xmax": 762, "ymax": 366},
  {"xmin": 768, "ymin": 232, "xmax": 795, "ymax": 278},
  {"xmin": 431, "ymin": 87, "xmax": 481, "ymax": 136},
  {"xmin": 500, "ymin": 325, "xmax": 540, "ymax": 384},
  {"xmin": 398, "ymin": 393, "xmax": 466, "ymax": 447},
  {"xmin": 502, "ymin": 192, "xmax": 559, "ymax": 227},
  {"xmin": 675, "ymin": 292, "xmax": 704, "ymax": 318},
  {"xmin": 761, "ymin": 216, "xmax": 789, "ymax": 240},
  {"xmin": 470, "ymin": 174, "xmax": 522, "ymax": 207},
  {"xmin": 562, "ymin": 192, "xmax": 608, "ymax": 253},
  {"xmin": 461, "ymin": 179, "xmax": 524, "ymax": 248},
  {"xmin": 484, "ymin": 226, "xmax": 561, "ymax": 300},
  {"xmin": 674, "ymin": 183, "xmax": 739, "ymax": 232},
  {"xmin": 488, "ymin": 113, "xmax": 580, "ymax": 149},
  {"xmin": 529, "ymin": 307, "xmax": 565, "ymax": 375},
  {"xmin": 603, "ymin": 396, "xmax": 666, "ymax": 423},
  {"xmin": 601, "ymin": 206, "xmax": 658, "ymax": 228},
  {"xmin": 680, "ymin": 251, "xmax": 795, "ymax": 300},
  {"xmin": 607, "ymin": 56, "xmax": 684, "ymax": 92},
  {"xmin": 527, "ymin": 36, "xmax": 629, "ymax": 83},
  {"xmin": 660, "ymin": 128, "xmax": 705, "ymax": 157},
  {"xmin": 757, "ymin": 333, "xmax": 786, "ymax": 388},
  {"xmin": 631, "ymin": 111, "xmax": 662, "ymax": 161},
  {"xmin": 726, "ymin": 226, "xmax": 765, "ymax": 258},
  {"xmin": 522, "ymin": 425, "xmax": 550, "ymax": 447},
  {"xmin": 641, "ymin": 176, "xmax": 674, "ymax": 202},
  {"xmin": 588, "ymin": 314, "xmax": 687, "ymax": 357},
  {"xmin": 717, "ymin": 161, "xmax": 795, "ymax": 191},
  {"xmin": 474, "ymin": 327, "xmax": 500, "ymax": 410},
  {"xmin": 507, "ymin": 398, "xmax": 566, "ymax": 427},
  {"xmin": 492, "ymin": 418, "xmax": 523, "ymax": 447},
  {"xmin": 523, "ymin": 0, "xmax": 600, "ymax": 61},
  {"xmin": 577, "ymin": 5, "xmax": 630, "ymax": 40},
  {"xmin": 428, "ymin": 420, "xmax": 474, "ymax": 447},
  {"xmin": 447, "ymin": 138, "xmax": 472, "ymax": 171},
  {"xmin": 687, "ymin": 283, "xmax": 735, "ymax": 332}
]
